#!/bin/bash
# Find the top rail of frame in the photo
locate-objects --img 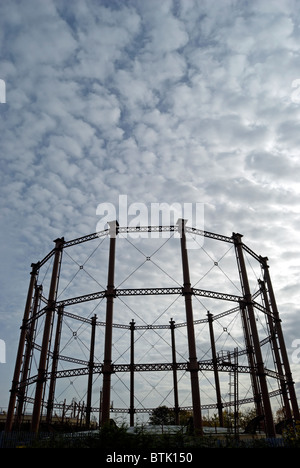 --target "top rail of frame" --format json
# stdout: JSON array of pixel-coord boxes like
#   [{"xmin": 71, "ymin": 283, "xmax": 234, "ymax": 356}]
[
  {"xmin": 62, "ymin": 225, "xmax": 235, "ymax": 249},
  {"xmin": 37, "ymin": 225, "xmax": 262, "ymax": 267}
]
